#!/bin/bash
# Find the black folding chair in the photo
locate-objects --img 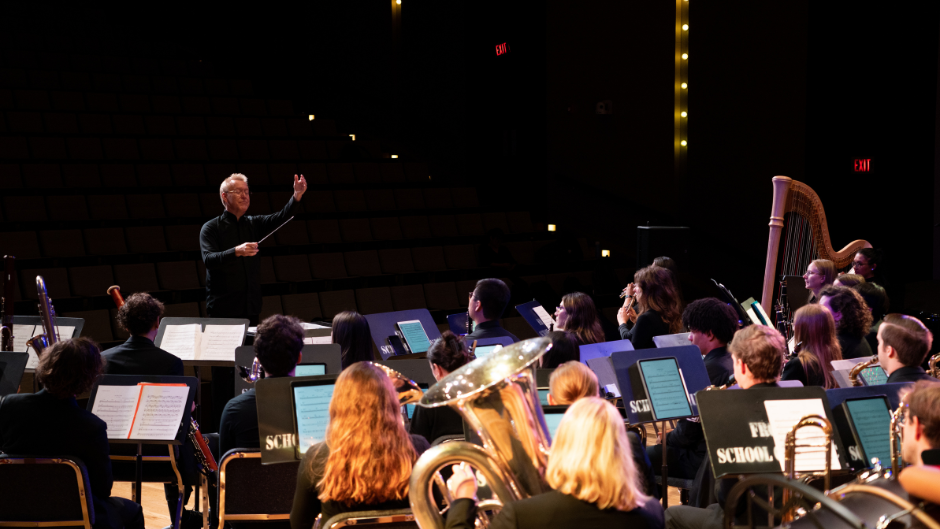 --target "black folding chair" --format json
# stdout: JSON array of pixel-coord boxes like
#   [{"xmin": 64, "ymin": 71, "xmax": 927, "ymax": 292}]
[
  {"xmin": 318, "ymin": 509, "xmax": 416, "ymax": 529},
  {"xmin": 217, "ymin": 449, "xmax": 299, "ymax": 527},
  {"xmin": 0, "ymin": 454, "xmax": 95, "ymax": 529}
]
